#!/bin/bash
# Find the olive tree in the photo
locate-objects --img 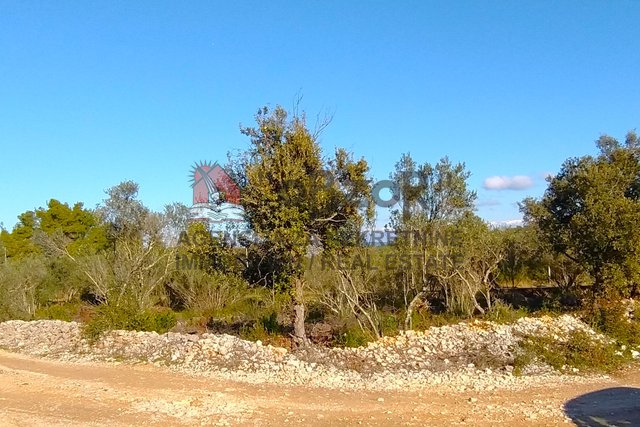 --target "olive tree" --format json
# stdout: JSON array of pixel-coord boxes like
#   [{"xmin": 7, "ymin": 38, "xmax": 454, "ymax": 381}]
[
  {"xmin": 236, "ymin": 106, "xmax": 373, "ymax": 343},
  {"xmin": 388, "ymin": 153, "xmax": 477, "ymax": 327}
]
